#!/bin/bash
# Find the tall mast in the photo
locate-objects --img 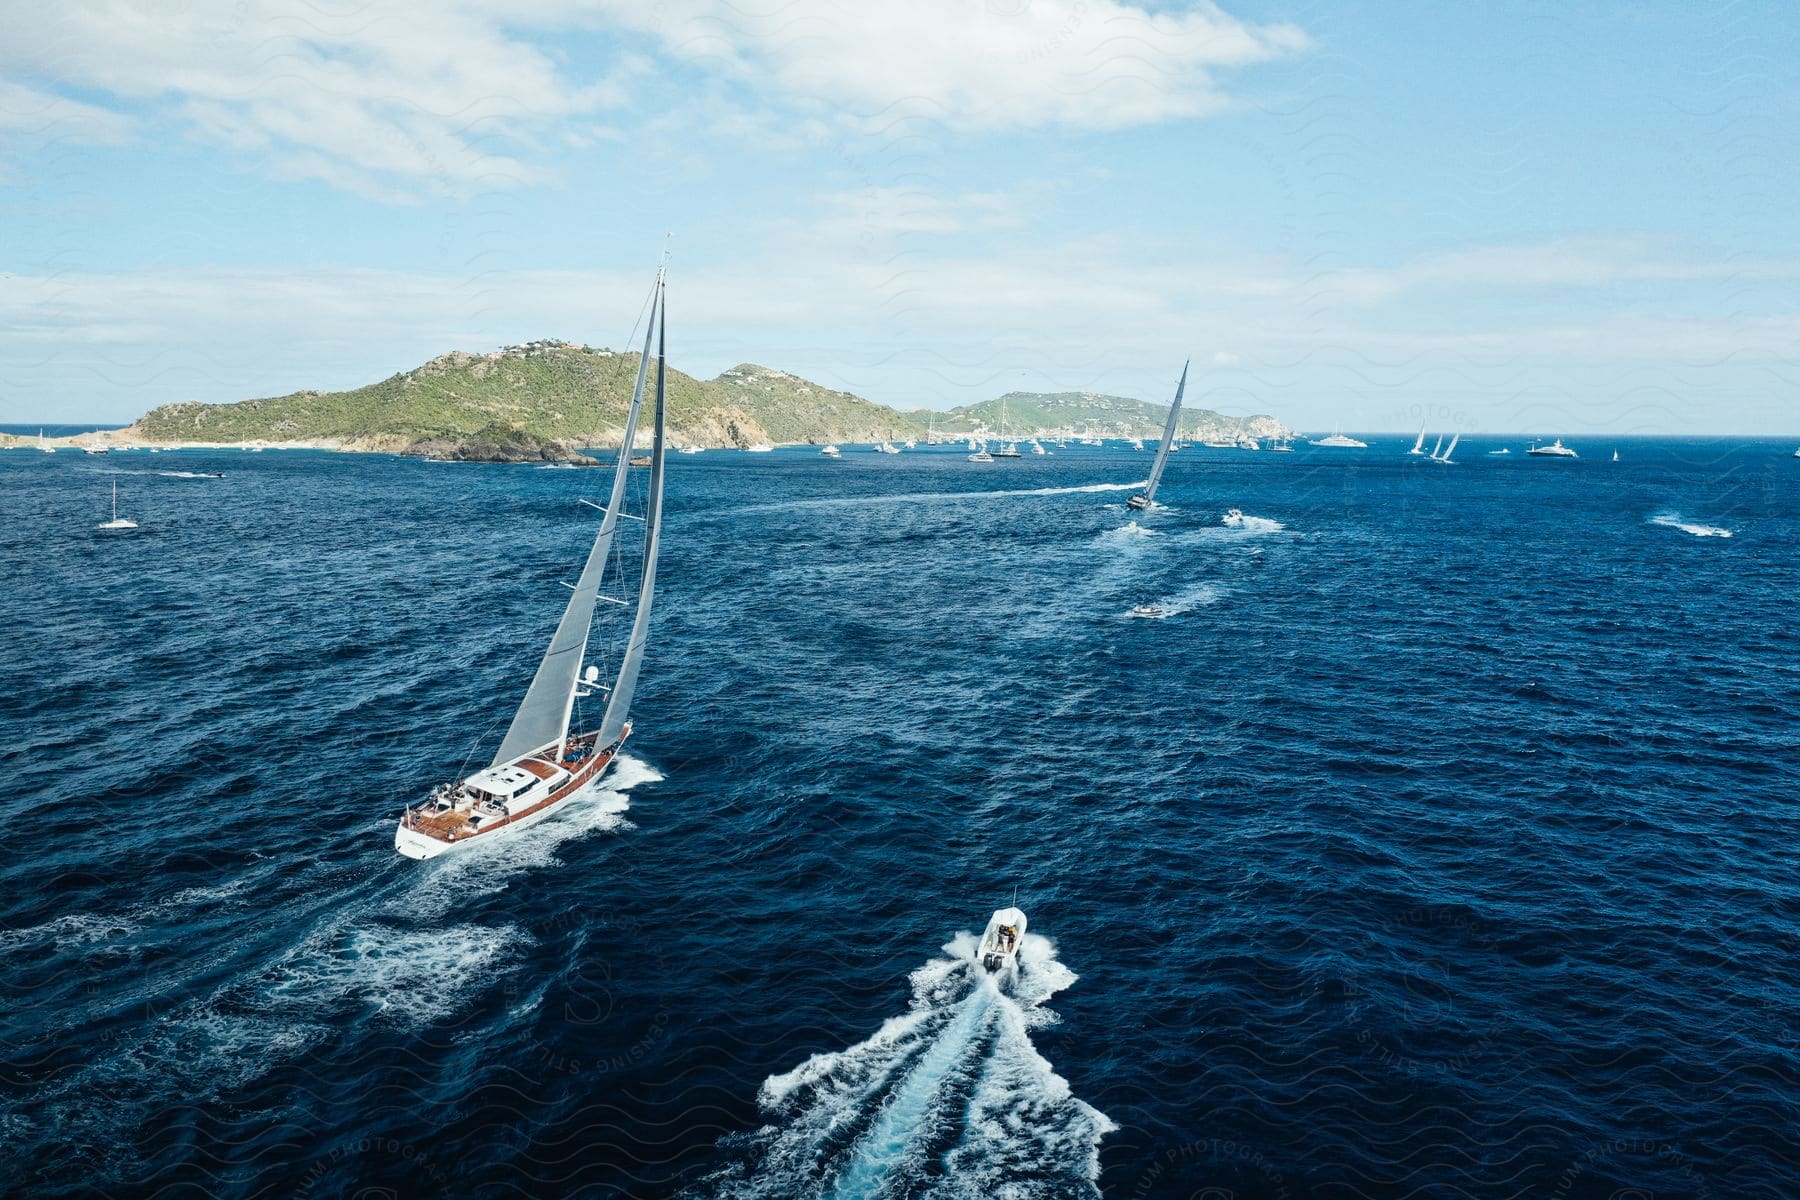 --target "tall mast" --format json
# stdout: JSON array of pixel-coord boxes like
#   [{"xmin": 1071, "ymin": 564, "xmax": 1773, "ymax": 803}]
[
  {"xmin": 598, "ymin": 274, "xmax": 669, "ymax": 747},
  {"xmin": 489, "ymin": 267, "xmax": 661, "ymax": 767}
]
